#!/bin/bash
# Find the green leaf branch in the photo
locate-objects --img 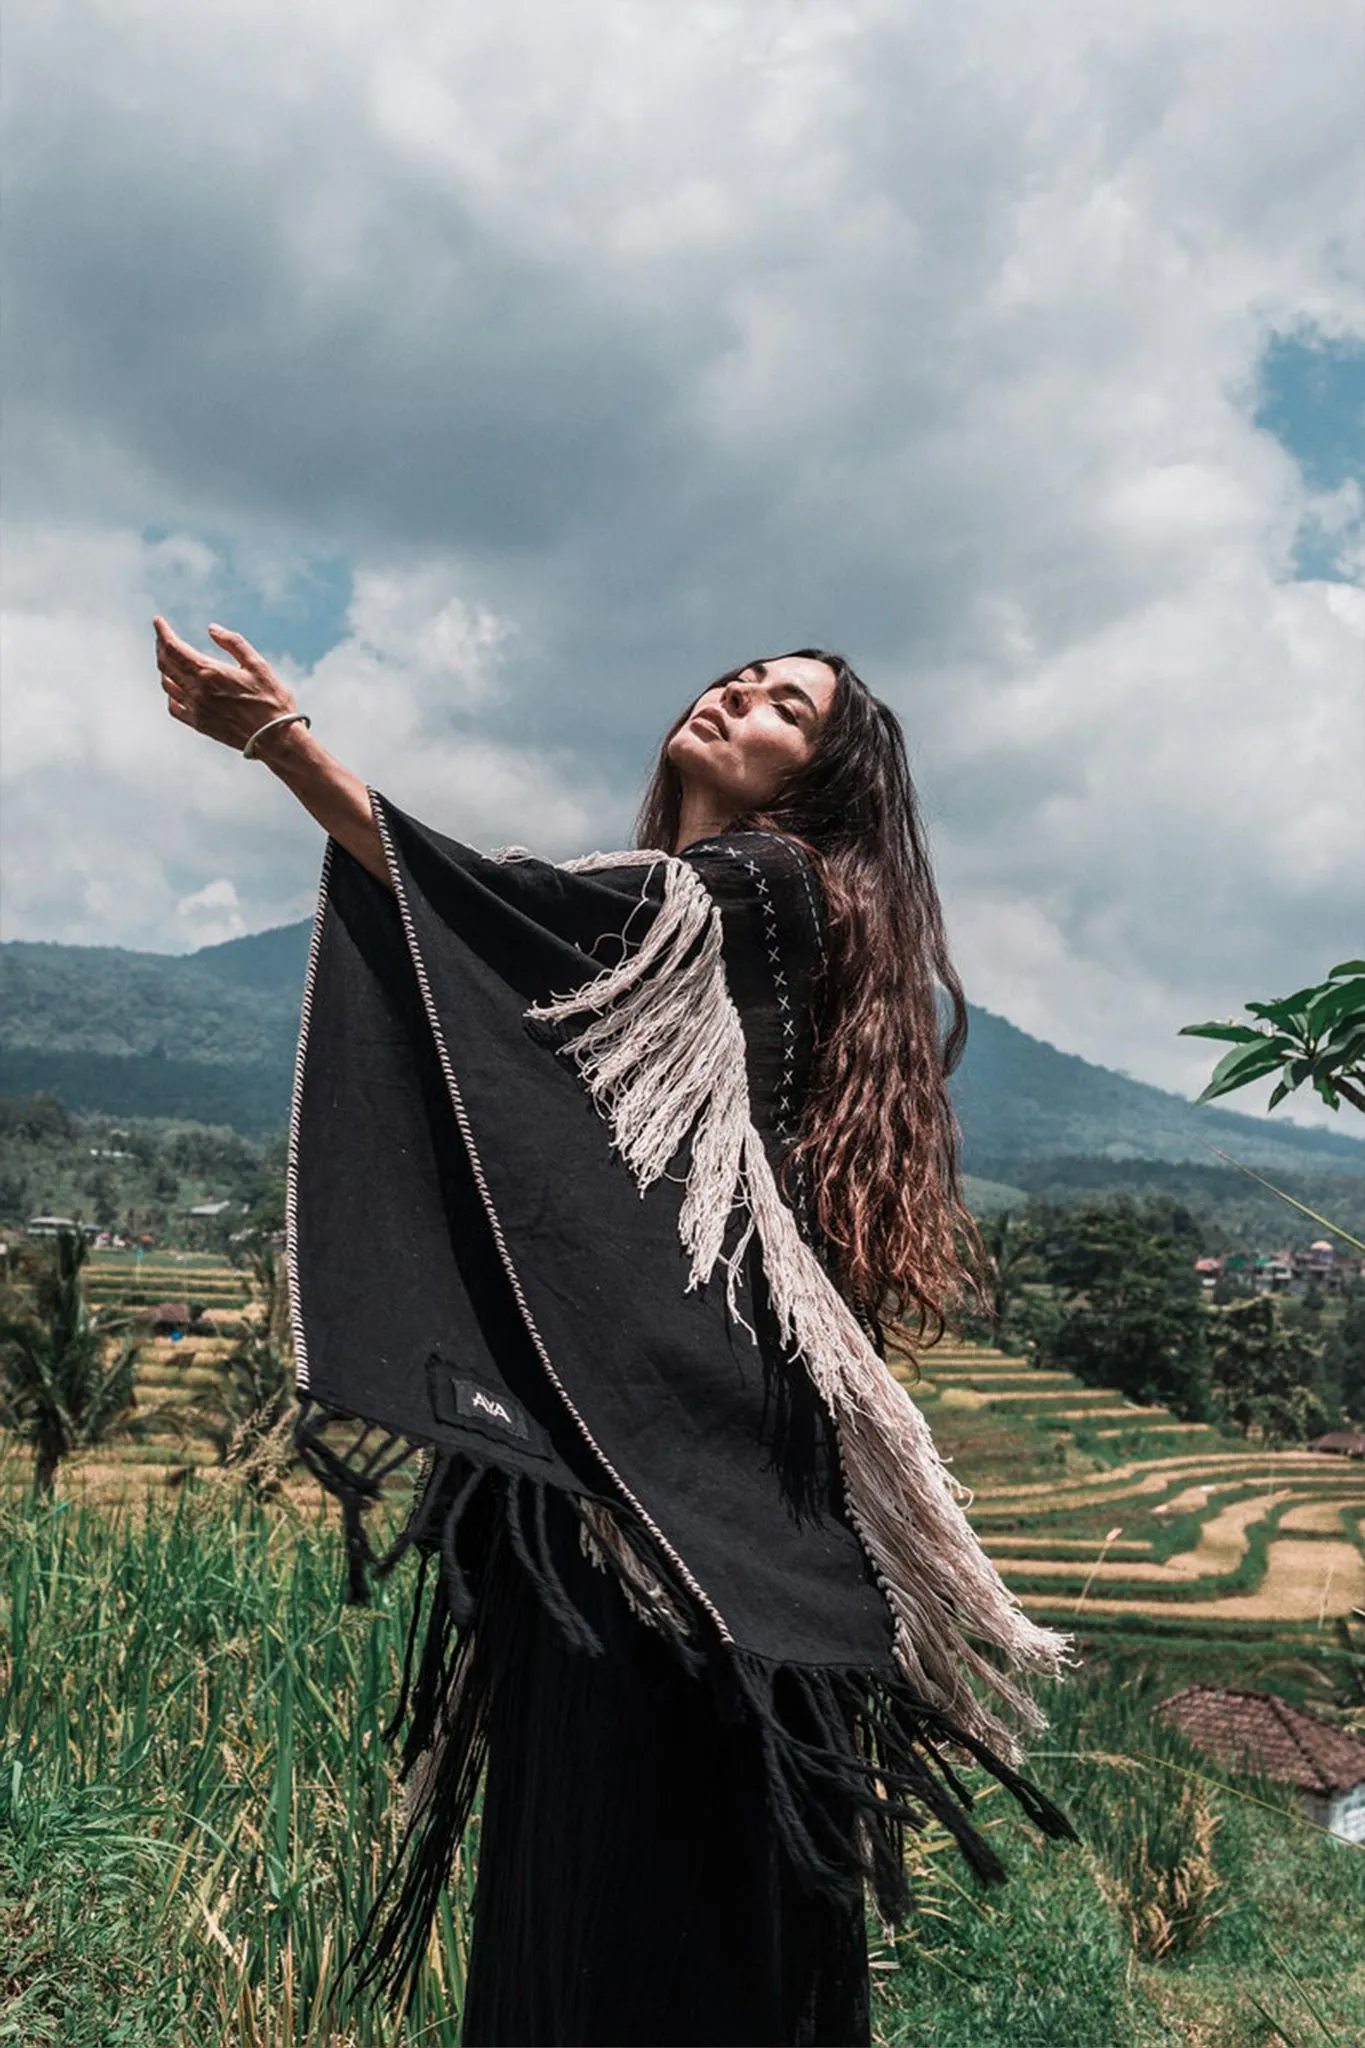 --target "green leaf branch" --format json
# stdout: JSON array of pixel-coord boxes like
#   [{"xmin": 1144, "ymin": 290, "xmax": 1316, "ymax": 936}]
[{"xmin": 1181, "ymin": 960, "xmax": 1365, "ymax": 1115}]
